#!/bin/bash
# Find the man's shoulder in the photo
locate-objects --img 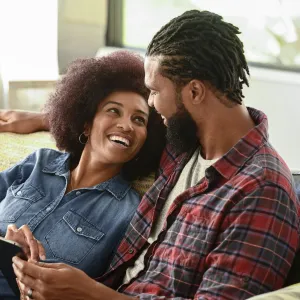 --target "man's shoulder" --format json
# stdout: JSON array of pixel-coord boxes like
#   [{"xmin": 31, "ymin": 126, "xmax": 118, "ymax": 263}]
[
  {"xmin": 250, "ymin": 142, "xmax": 293, "ymax": 185},
  {"xmin": 239, "ymin": 141, "xmax": 297, "ymax": 202}
]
